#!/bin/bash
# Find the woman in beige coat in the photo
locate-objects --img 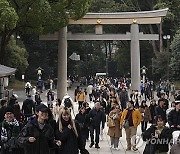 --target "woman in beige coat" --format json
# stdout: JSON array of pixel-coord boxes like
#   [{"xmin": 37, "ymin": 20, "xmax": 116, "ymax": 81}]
[{"xmin": 107, "ymin": 105, "xmax": 122, "ymax": 150}]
